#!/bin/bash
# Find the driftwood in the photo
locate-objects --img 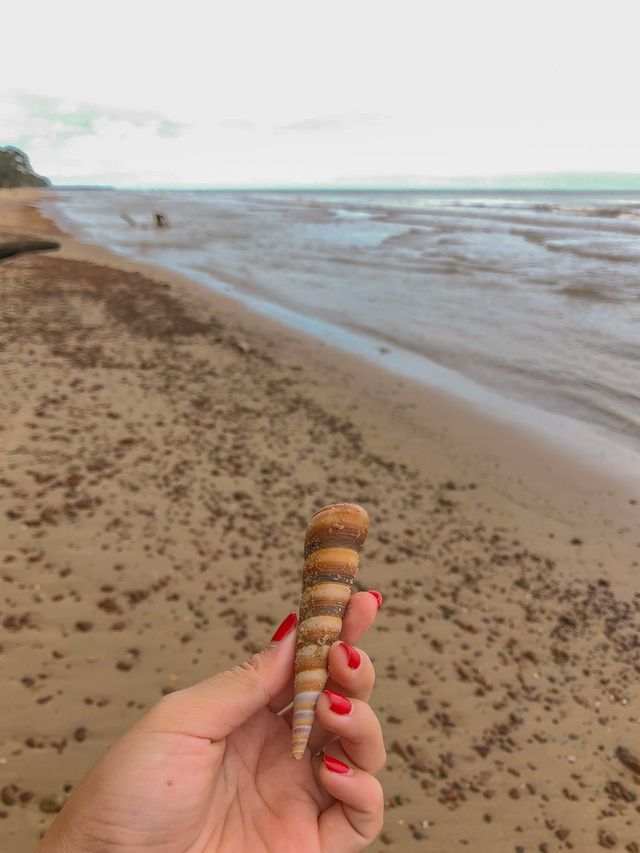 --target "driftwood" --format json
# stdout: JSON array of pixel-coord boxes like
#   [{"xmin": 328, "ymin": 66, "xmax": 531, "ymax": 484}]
[
  {"xmin": 0, "ymin": 240, "xmax": 61, "ymax": 262},
  {"xmin": 120, "ymin": 212, "xmax": 169, "ymax": 228}
]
